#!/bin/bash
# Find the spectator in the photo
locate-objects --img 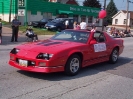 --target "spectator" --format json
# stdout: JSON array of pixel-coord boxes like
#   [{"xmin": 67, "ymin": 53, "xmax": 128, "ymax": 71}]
[
  {"xmin": 120, "ymin": 30, "xmax": 125, "ymax": 38},
  {"xmin": 11, "ymin": 16, "xmax": 20, "ymax": 42},
  {"xmin": 91, "ymin": 22, "xmax": 96, "ymax": 29},
  {"xmin": 73, "ymin": 21, "xmax": 77, "ymax": 30},
  {"xmin": 127, "ymin": 28, "xmax": 133, "ymax": 37},
  {"xmin": 91, "ymin": 26, "xmax": 97, "ymax": 32},
  {"xmin": 65, "ymin": 20, "xmax": 69, "ymax": 29},
  {"xmin": 25, "ymin": 27, "xmax": 38, "ymax": 42},
  {"xmin": 115, "ymin": 29, "xmax": 121, "ymax": 37},
  {"xmin": 80, "ymin": 19, "xmax": 87, "ymax": 29},
  {"xmin": 76, "ymin": 22, "xmax": 80, "ymax": 30}
]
